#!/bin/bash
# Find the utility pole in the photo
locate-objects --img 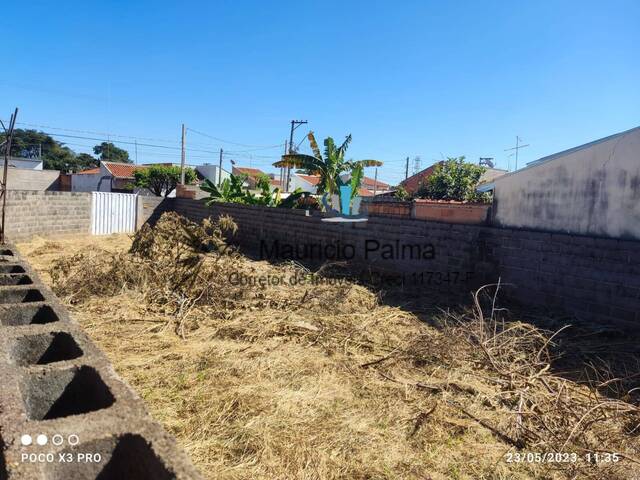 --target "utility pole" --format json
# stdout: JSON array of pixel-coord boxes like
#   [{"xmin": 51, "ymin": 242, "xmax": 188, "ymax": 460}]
[
  {"xmin": 286, "ymin": 119, "xmax": 307, "ymax": 192},
  {"xmin": 404, "ymin": 156, "xmax": 409, "ymax": 180},
  {"xmin": 0, "ymin": 108, "xmax": 18, "ymax": 244},
  {"xmin": 180, "ymin": 123, "xmax": 186, "ymax": 184},
  {"xmin": 218, "ymin": 148, "xmax": 223, "ymax": 186},
  {"xmin": 373, "ymin": 167, "xmax": 378, "ymax": 196},
  {"xmin": 134, "ymin": 140, "xmax": 138, "ymax": 165},
  {"xmin": 281, "ymin": 140, "xmax": 288, "ymax": 191},
  {"xmin": 504, "ymin": 136, "xmax": 529, "ymax": 171}
]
